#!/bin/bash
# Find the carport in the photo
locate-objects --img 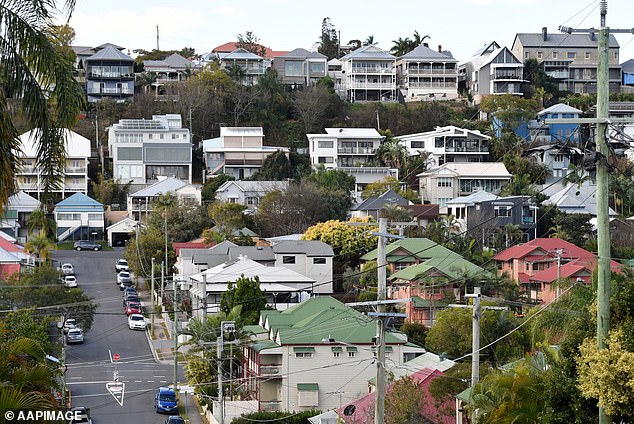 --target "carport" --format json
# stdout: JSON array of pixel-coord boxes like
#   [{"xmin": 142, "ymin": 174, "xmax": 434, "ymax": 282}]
[{"xmin": 106, "ymin": 217, "xmax": 137, "ymax": 247}]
